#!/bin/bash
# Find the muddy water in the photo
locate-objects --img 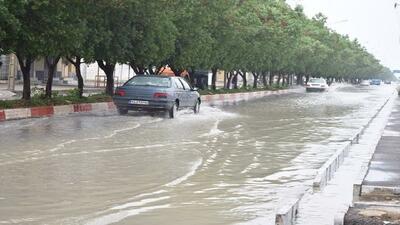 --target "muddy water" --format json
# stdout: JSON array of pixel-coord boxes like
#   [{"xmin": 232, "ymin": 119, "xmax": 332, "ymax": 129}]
[{"xmin": 0, "ymin": 85, "xmax": 394, "ymax": 225}]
